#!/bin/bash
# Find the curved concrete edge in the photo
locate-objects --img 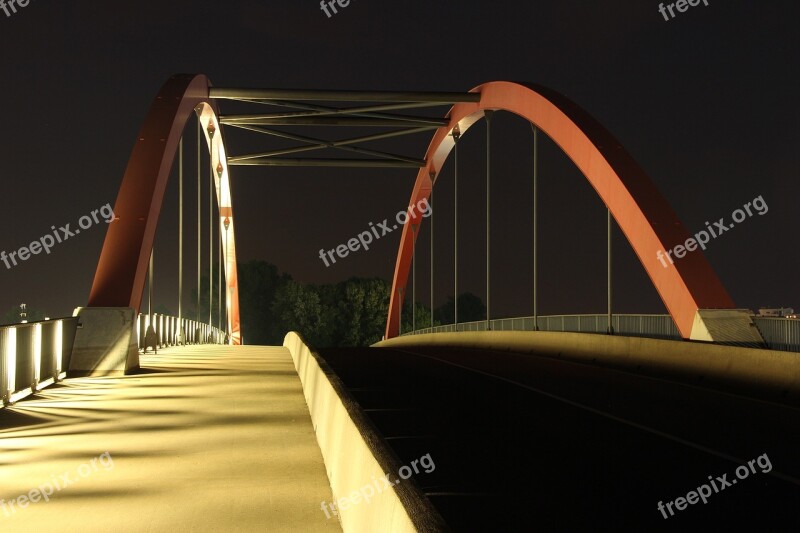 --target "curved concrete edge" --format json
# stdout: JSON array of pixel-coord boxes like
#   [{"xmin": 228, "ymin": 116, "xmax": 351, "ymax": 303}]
[
  {"xmin": 283, "ymin": 332, "xmax": 448, "ymax": 533},
  {"xmin": 375, "ymin": 331, "xmax": 800, "ymax": 406}
]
